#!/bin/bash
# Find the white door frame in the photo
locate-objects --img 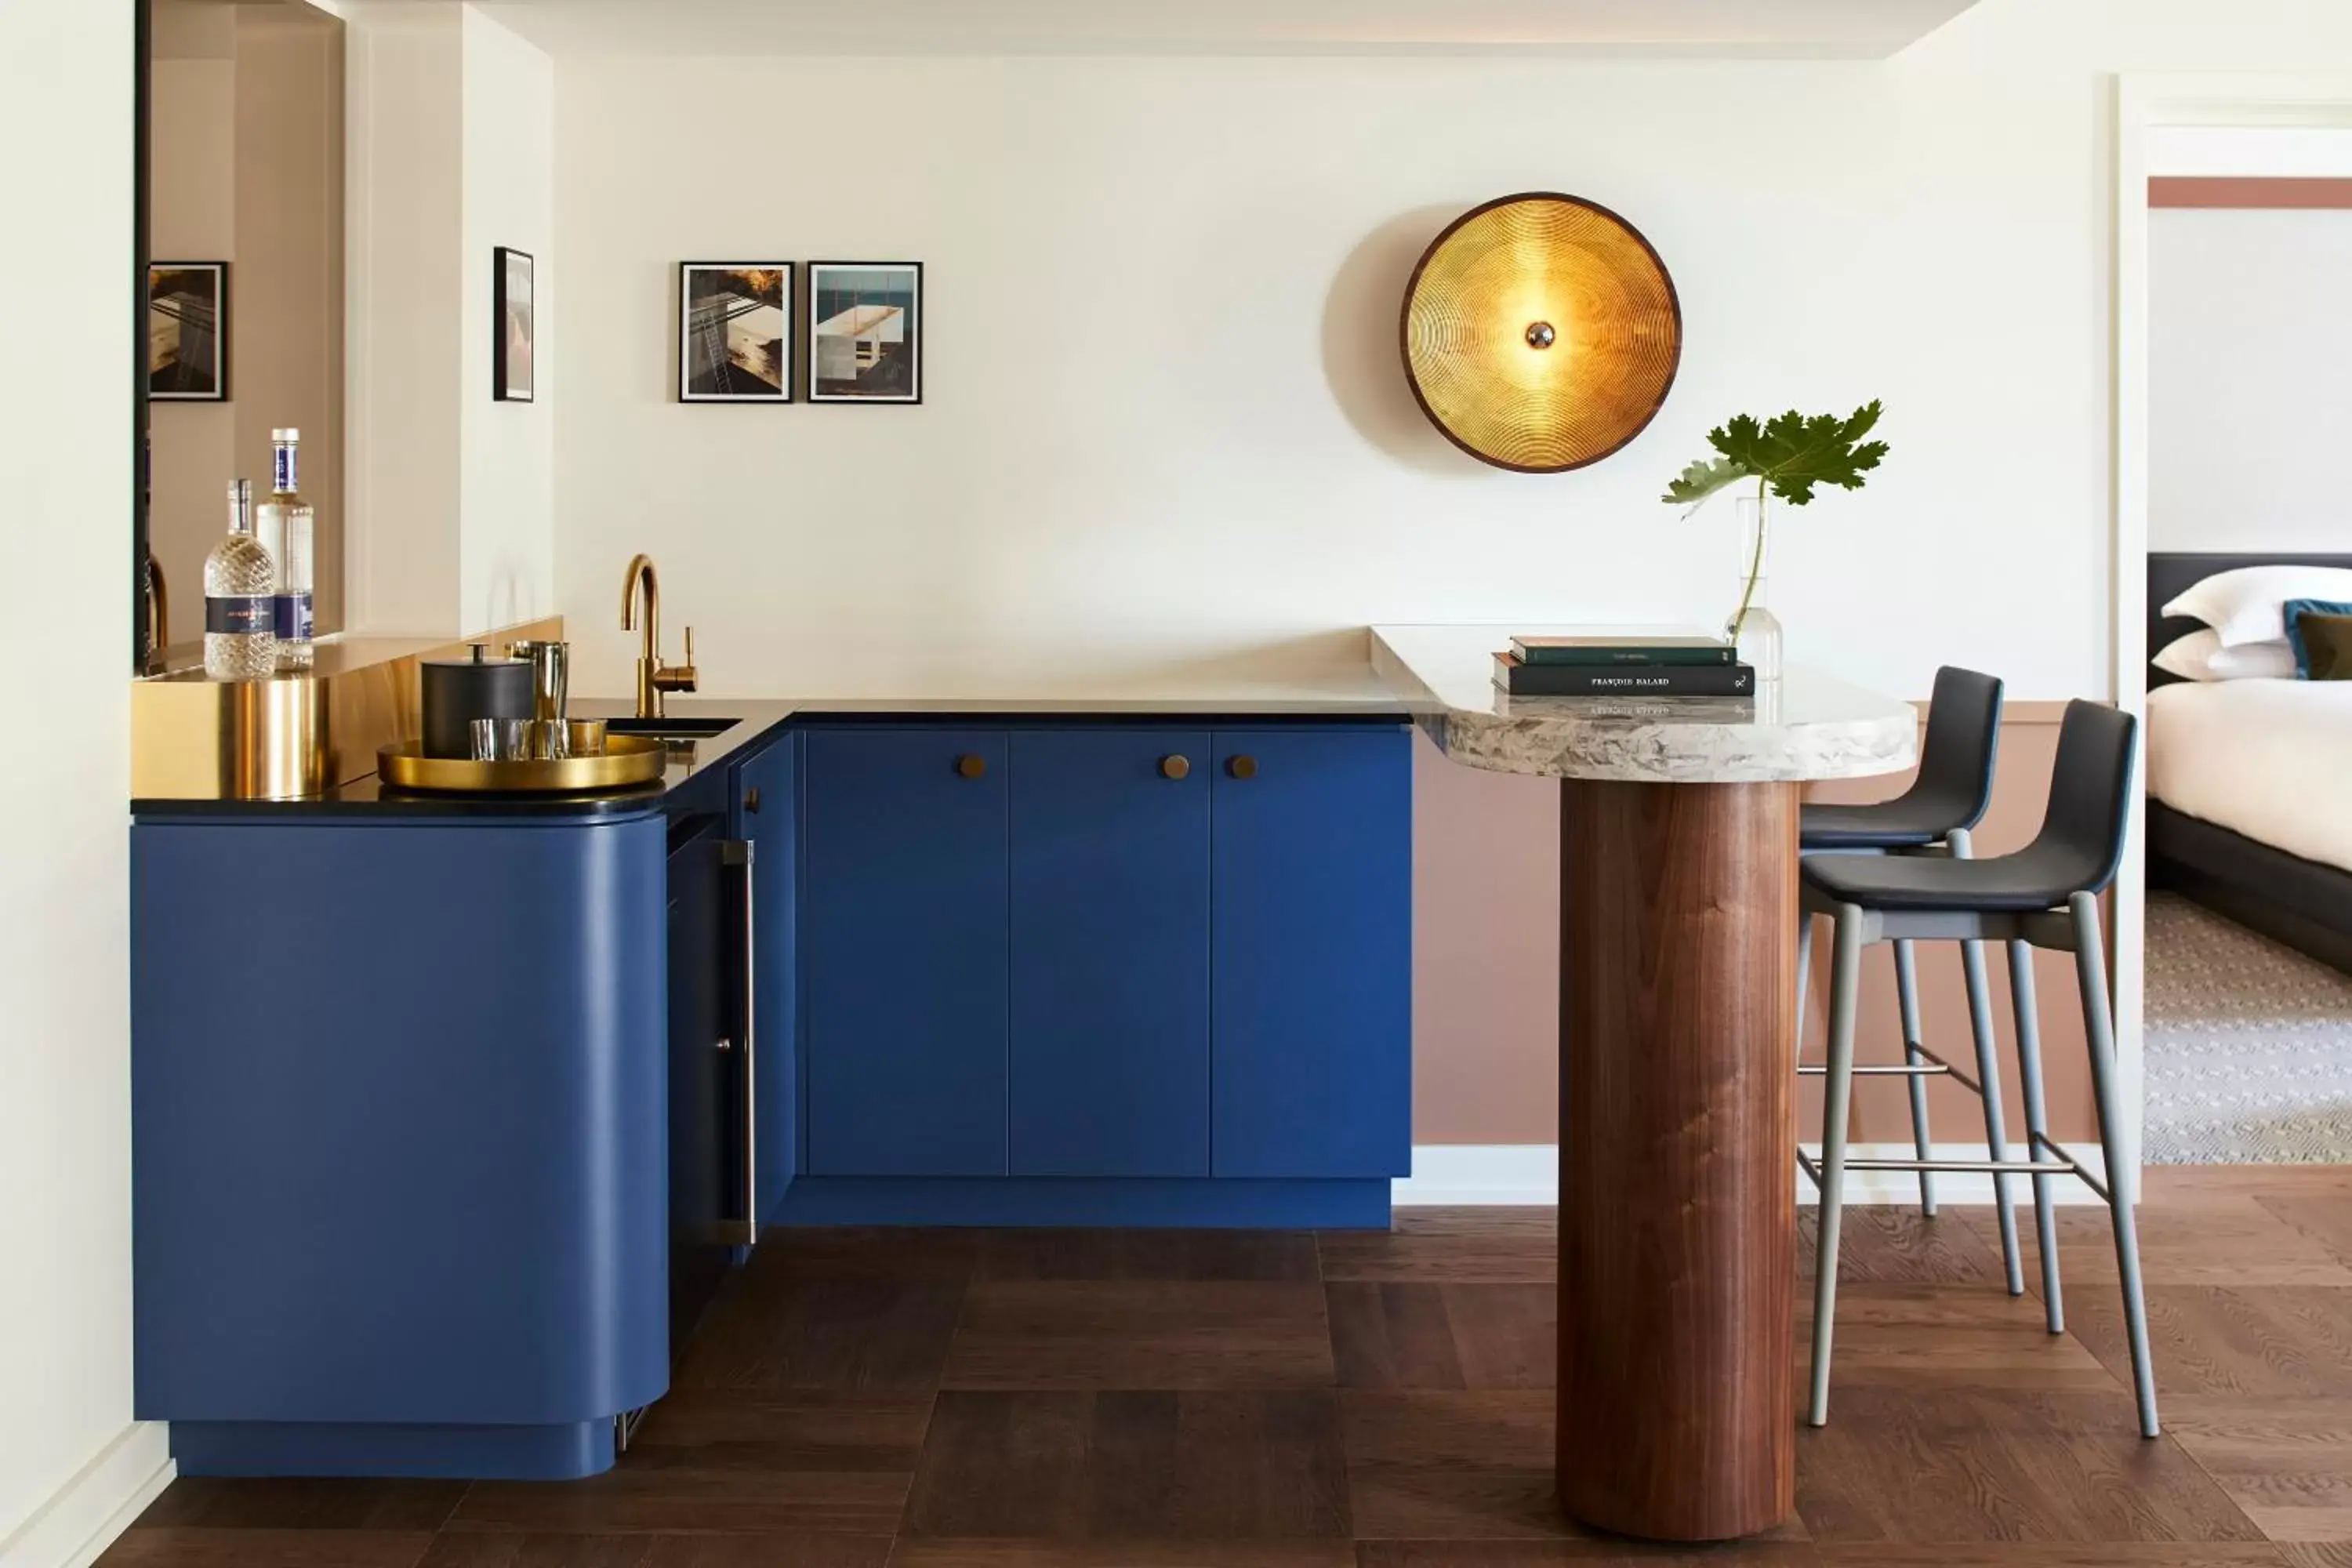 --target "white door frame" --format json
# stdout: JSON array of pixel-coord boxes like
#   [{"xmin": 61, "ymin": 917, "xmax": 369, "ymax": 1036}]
[{"xmin": 2112, "ymin": 73, "xmax": 2352, "ymax": 1190}]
